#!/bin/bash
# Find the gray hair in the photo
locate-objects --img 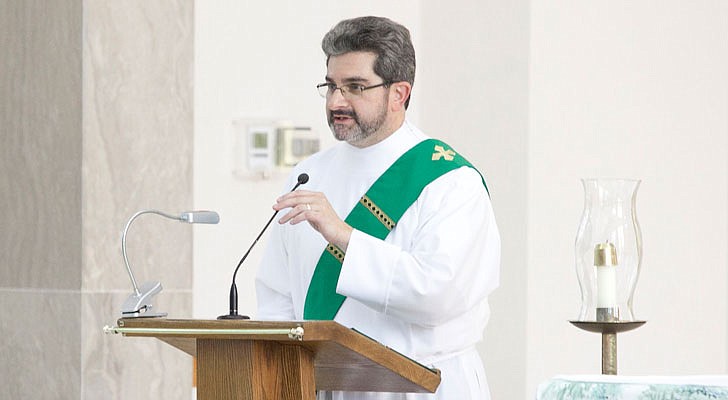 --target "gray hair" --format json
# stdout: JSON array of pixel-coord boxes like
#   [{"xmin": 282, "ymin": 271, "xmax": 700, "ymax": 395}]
[{"xmin": 322, "ymin": 16, "xmax": 416, "ymax": 108}]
